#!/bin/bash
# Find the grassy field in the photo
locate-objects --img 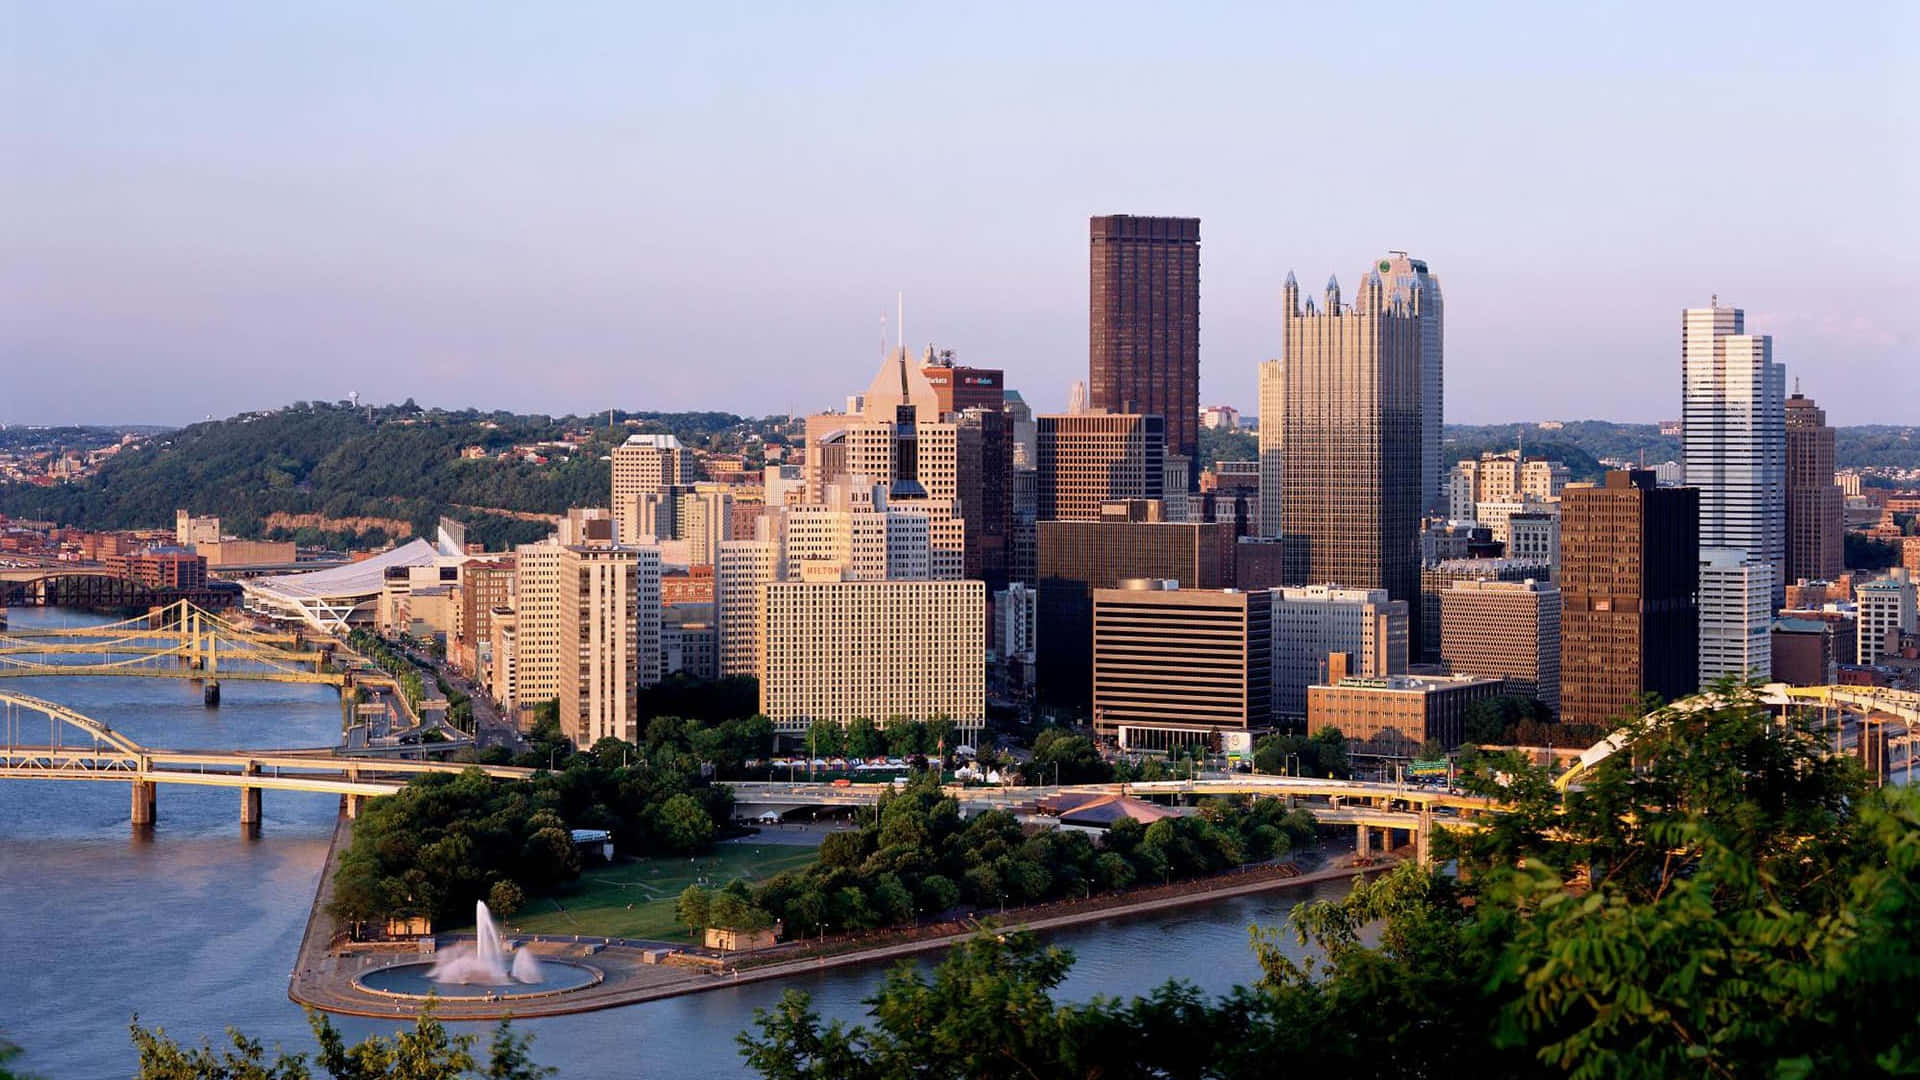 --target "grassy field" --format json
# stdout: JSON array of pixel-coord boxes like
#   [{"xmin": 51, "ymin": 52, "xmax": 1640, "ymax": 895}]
[{"xmin": 507, "ymin": 845, "xmax": 818, "ymax": 943}]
